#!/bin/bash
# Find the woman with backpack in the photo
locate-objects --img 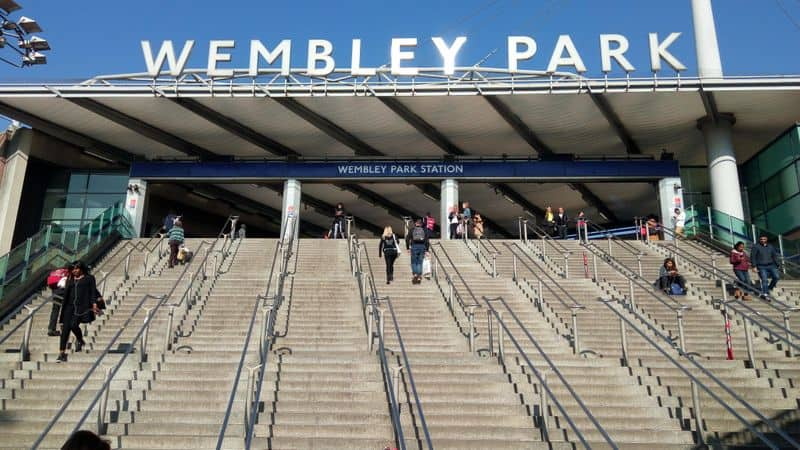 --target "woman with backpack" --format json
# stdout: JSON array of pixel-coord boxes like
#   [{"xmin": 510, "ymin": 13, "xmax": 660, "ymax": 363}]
[{"xmin": 378, "ymin": 226, "xmax": 401, "ymax": 284}]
